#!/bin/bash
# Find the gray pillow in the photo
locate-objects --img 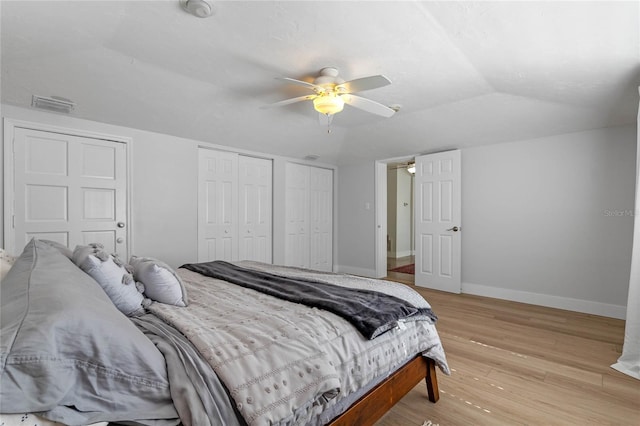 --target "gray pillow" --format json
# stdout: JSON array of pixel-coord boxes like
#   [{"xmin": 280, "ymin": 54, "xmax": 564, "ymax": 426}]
[
  {"xmin": 73, "ymin": 245, "xmax": 146, "ymax": 316},
  {"xmin": 39, "ymin": 239, "xmax": 73, "ymax": 259},
  {"xmin": 0, "ymin": 239, "xmax": 179, "ymax": 424},
  {"xmin": 130, "ymin": 256, "xmax": 188, "ymax": 307}
]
